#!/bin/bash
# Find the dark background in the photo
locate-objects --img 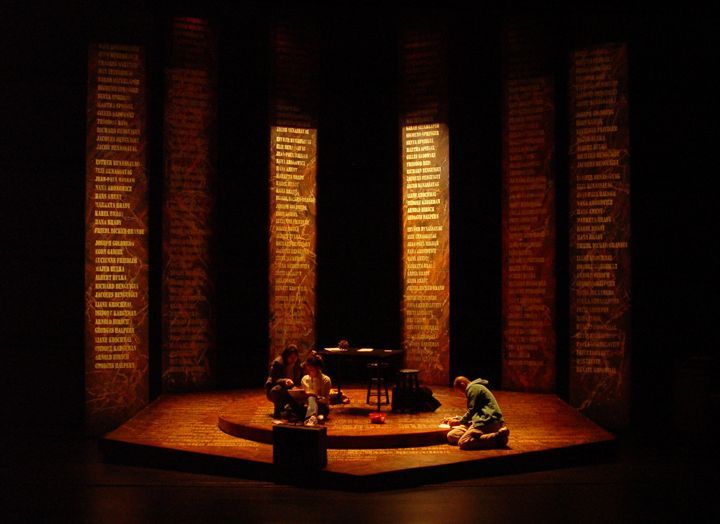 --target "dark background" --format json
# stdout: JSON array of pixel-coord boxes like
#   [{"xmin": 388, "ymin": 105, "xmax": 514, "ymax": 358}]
[{"xmin": 2, "ymin": 1, "xmax": 718, "ymax": 443}]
